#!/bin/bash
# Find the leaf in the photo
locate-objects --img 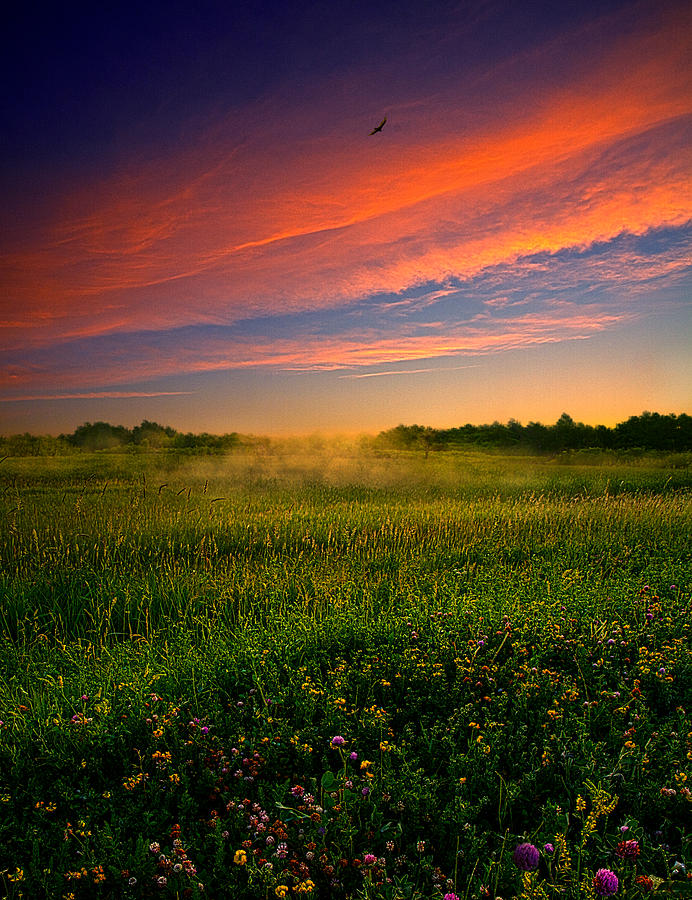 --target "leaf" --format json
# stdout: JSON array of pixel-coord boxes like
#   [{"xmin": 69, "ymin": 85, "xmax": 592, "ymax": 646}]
[{"xmin": 320, "ymin": 771, "xmax": 340, "ymax": 792}]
